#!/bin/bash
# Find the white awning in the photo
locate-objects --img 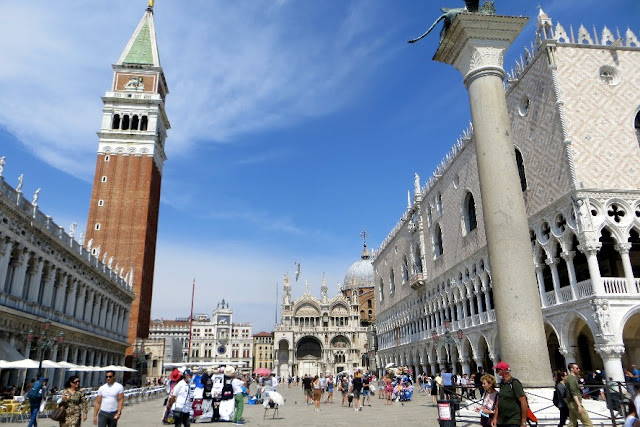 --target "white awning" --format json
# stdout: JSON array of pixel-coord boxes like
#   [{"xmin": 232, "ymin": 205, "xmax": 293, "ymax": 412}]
[{"xmin": 0, "ymin": 339, "xmax": 25, "ymax": 362}]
